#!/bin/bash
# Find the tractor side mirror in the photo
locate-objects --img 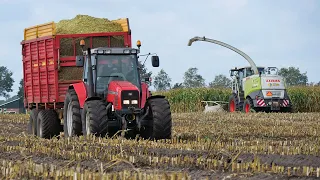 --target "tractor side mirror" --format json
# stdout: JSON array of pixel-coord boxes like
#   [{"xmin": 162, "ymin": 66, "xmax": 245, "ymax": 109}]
[
  {"xmin": 76, "ymin": 55, "xmax": 84, "ymax": 67},
  {"xmin": 151, "ymin": 56, "xmax": 159, "ymax": 67}
]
